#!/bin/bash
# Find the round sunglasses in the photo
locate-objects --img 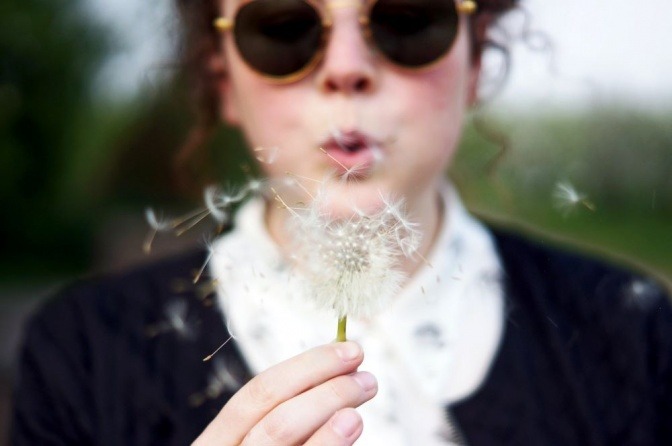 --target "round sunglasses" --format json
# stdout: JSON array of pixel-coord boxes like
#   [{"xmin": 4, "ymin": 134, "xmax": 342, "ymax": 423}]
[{"xmin": 214, "ymin": 0, "xmax": 478, "ymax": 82}]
